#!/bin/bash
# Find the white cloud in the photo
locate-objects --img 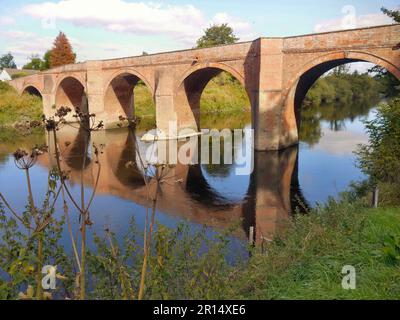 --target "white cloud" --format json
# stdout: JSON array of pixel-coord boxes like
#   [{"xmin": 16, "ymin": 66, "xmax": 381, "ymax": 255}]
[
  {"xmin": 2, "ymin": 0, "xmax": 255, "ymax": 65},
  {"xmin": 21, "ymin": 0, "xmax": 205, "ymax": 45},
  {"xmin": 20, "ymin": 0, "xmax": 255, "ymax": 46},
  {"xmin": 0, "ymin": 30, "xmax": 90, "ymax": 67},
  {"xmin": 0, "ymin": 16, "xmax": 15, "ymax": 26},
  {"xmin": 0, "ymin": 28, "xmax": 157, "ymax": 66},
  {"xmin": 0, "ymin": 30, "xmax": 53, "ymax": 66},
  {"xmin": 314, "ymin": 12, "xmax": 394, "ymax": 33}
]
